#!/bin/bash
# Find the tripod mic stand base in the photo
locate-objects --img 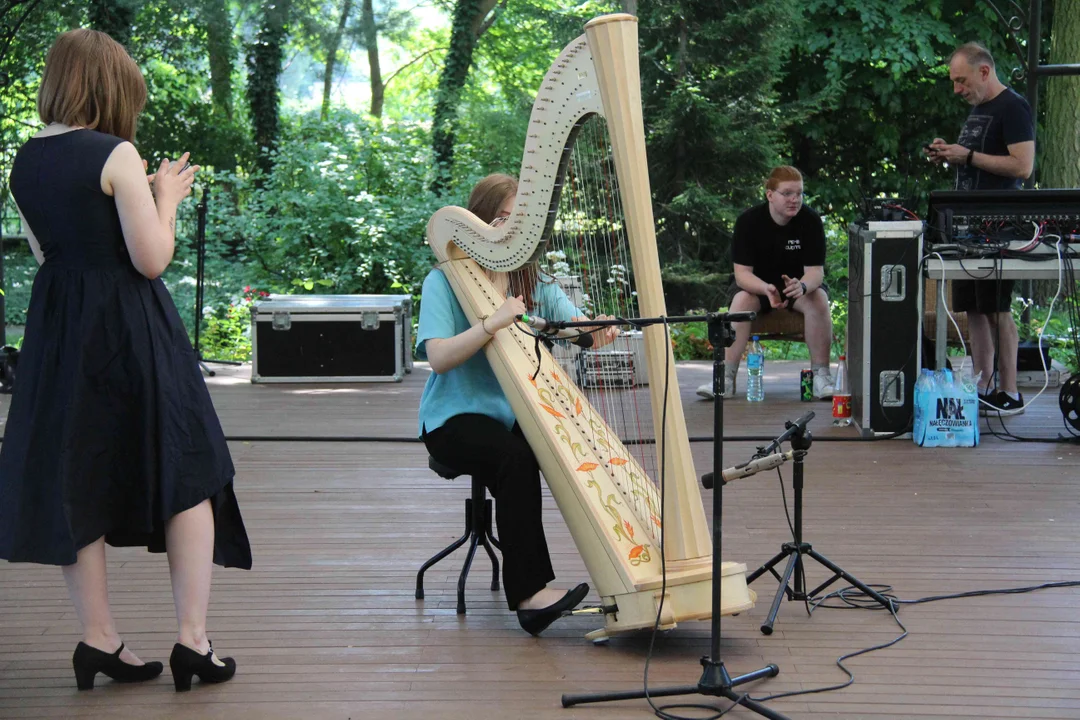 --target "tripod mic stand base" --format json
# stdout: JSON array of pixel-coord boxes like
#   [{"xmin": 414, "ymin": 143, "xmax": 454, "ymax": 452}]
[
  {"xmin": 562, "ymin": 661, "xmax": 788, "ymax": 719},
  {"xmin": 748, "ymin": 541, "xmax": 894, "ymax": 636},
  {"xmin": 745, "ymin": 420, "xmax": 894, "ymax": 636}
]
